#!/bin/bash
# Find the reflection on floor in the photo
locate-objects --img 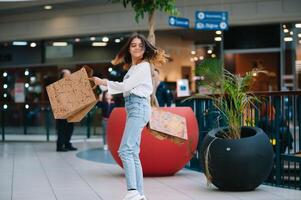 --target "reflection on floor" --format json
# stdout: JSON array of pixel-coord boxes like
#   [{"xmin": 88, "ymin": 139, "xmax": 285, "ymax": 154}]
[{"xmin": 76, "ymin": 147, "xmax": 116, "ymax": 164}]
